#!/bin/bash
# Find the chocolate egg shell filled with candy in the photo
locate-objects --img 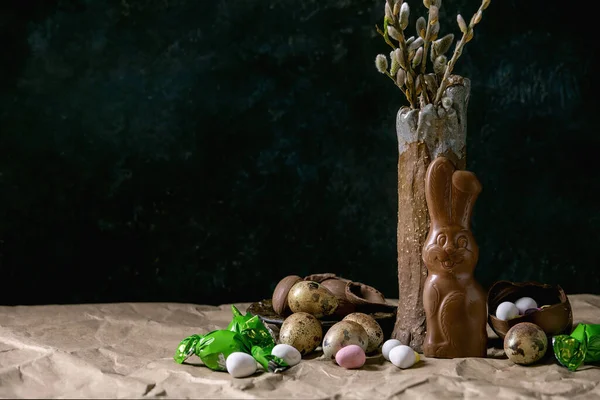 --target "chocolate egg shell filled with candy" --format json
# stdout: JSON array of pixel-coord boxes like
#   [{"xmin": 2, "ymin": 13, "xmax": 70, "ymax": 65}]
[{"xmin": 487, "ymin": 281, "xmax": 572, "ymax": 339}]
